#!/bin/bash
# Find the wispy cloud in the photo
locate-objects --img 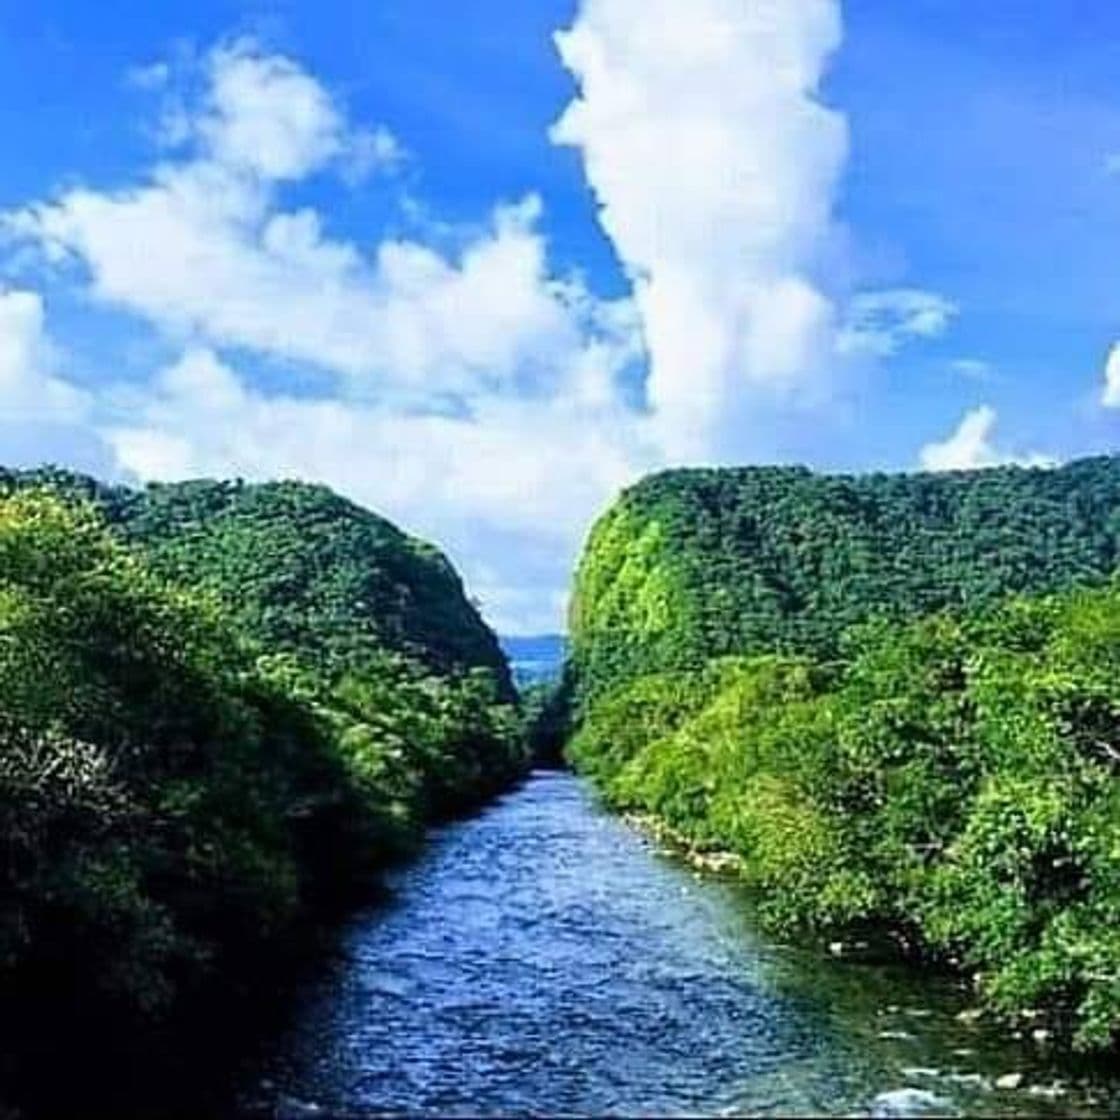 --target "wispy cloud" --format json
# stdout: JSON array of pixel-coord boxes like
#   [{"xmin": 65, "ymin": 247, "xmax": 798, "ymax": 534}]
[
  {"xmin": 948, "ymin": 358, "xmax": 992, "ymax": 381},
  {"xmin": 838, "ymin": 288, "xmax": 958, "ymax": 358}
]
